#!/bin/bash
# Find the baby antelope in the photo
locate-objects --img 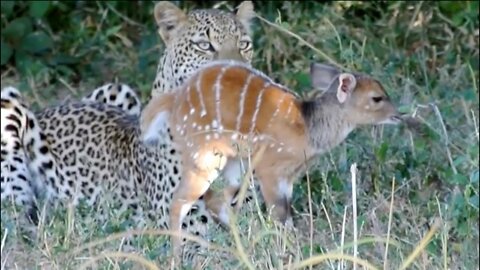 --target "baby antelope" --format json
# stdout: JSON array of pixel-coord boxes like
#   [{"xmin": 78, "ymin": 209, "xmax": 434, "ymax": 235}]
[{"xmin": 140, "ymin": 60, "xmax": 402, "ymax": 258}]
